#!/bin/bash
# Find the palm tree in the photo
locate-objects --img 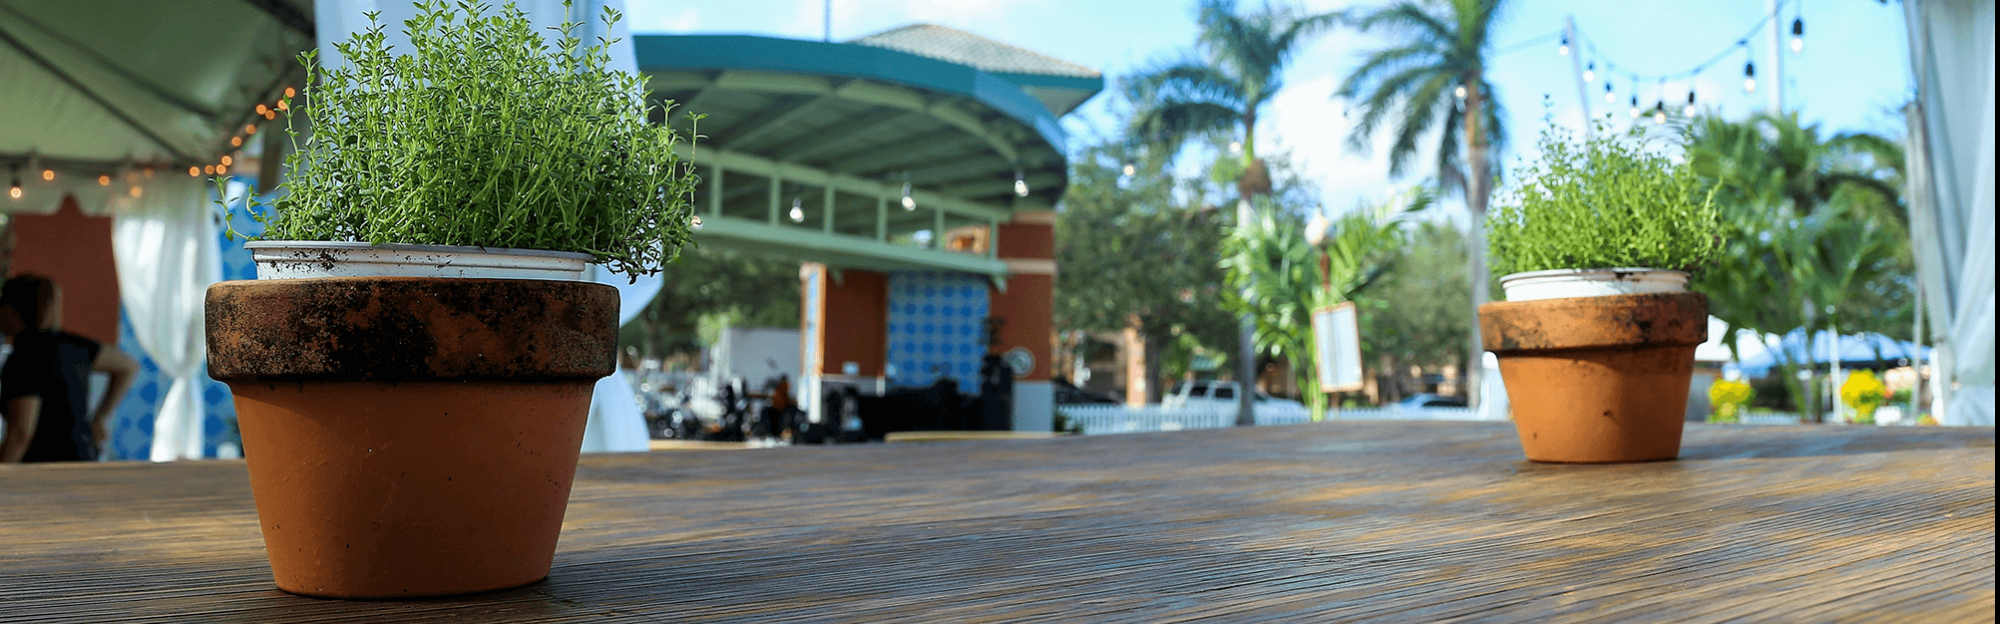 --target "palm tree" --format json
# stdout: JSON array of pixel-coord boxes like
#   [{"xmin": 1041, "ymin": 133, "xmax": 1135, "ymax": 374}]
[
  {"xmin": 1127, "ymin": 0, "xmax": 1339, "ymax": 425},
  {"xmin": 1337, "ymin": 0, "xmax": 1508, "ymax": 407},
  {"xmin": 1127, "ymin": 0, "xmax": 1341, "ymax": 197},
  {"xmin": 1685, "ymin": 112, "xmax": 1912, "ymax": 422}
]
